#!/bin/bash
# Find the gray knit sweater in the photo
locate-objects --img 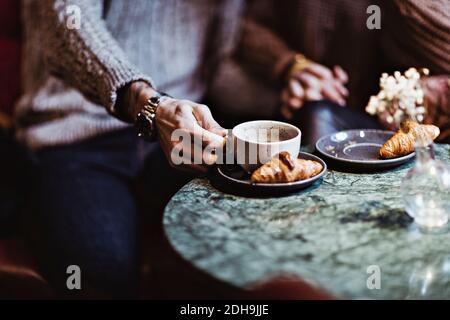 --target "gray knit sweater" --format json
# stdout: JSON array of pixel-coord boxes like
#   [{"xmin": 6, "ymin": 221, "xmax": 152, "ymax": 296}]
[{"xmin": 15, "ymin": 0, "xmax": 243, "ymax": 149}]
